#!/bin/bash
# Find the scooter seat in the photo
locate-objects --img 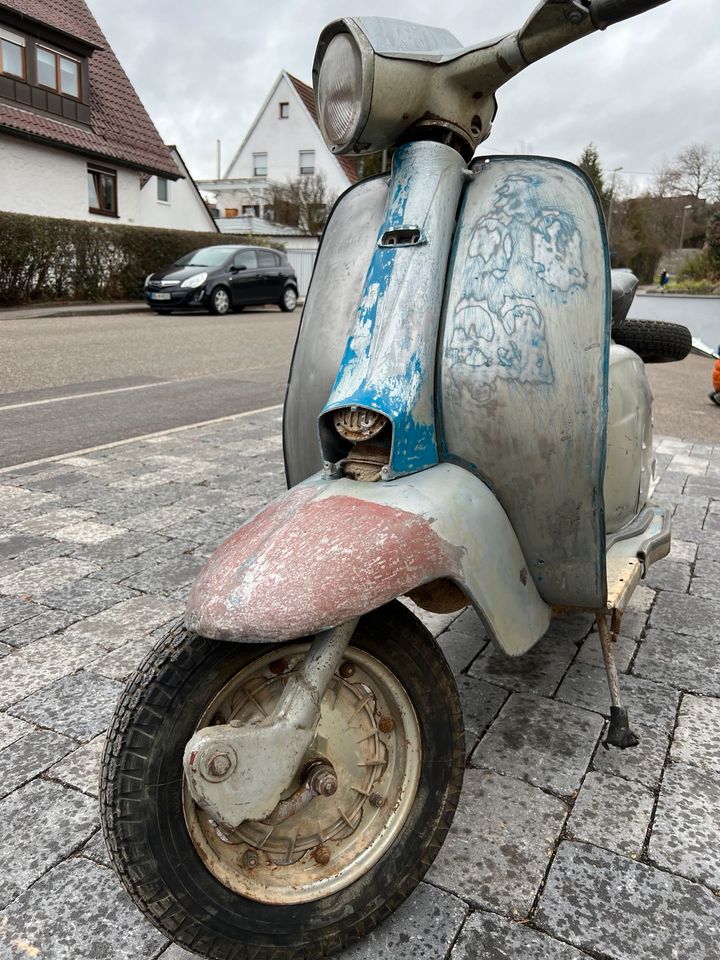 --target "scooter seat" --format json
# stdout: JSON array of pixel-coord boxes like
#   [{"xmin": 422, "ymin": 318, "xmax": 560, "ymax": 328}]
[{"xmin": 610, "ymin": 269, "xmax": 639, "ymax": 329}]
